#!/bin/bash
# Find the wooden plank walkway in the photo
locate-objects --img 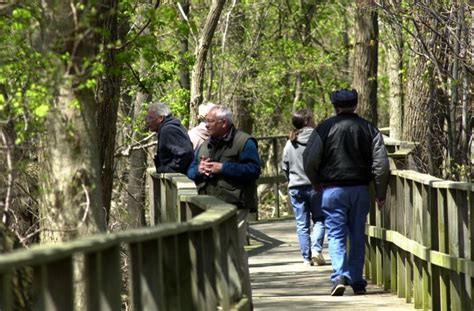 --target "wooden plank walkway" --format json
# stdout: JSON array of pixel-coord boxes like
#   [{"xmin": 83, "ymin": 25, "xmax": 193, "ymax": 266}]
[{"xmin": 248, "ymin": 218, "xmax": 414, "ymax": 311}]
